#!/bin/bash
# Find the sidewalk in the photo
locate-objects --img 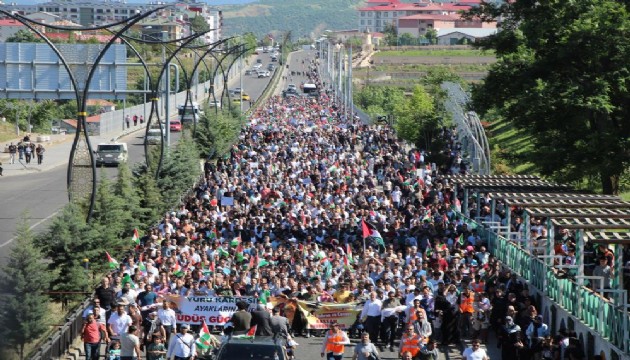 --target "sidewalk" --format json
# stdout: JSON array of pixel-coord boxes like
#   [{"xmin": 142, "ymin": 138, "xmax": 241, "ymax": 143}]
[{"xmin": 0, "ymin": 65, "xmax": 247, "ymax": 178}]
